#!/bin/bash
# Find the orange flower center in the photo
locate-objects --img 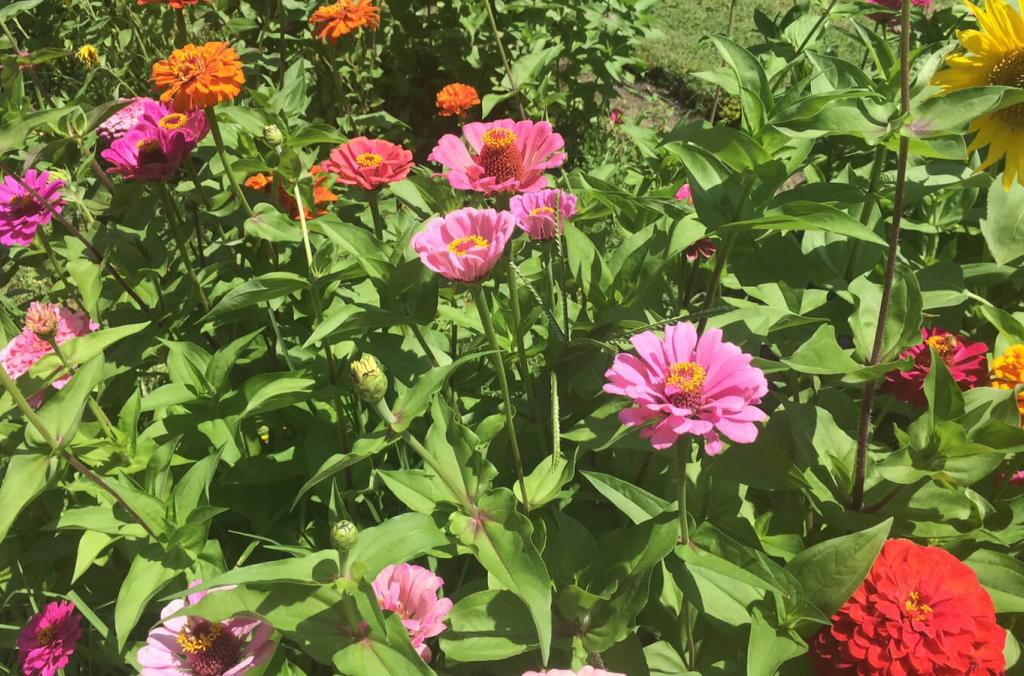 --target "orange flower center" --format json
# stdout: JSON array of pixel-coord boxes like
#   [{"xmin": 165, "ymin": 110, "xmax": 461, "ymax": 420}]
[
  {"xmin": 36, "ymin": 626, "xmax": 56, "ymax": 646},
  {"xmin": 7, "ymin": 193, "xmax": 38, "ymax": 217},
  {"xmin": 356, "ymin": 152, "xmax": 383, "ymax": 168},
  {"xmin": 925, "ymin": 334, "xmax": 958, "ymax": 362},
  {"xmin": 170, "ymin": 47, "xmax": 206, "ymax": 83},
  {"xmin": 529, "ymin": 206, "xmax": 555, "ymax": 217},
  {"xmin": 159, "ymin": 113, "xmax": 188, "ymax": 130},
  {"xmin": 448, "ymin": 235, "xmax": 489, "ymax": 256},
  {"xmin": 903, "ymin": 591, "xmax": 933, "ymax": 622},
  {"xmin": 664, "ymin": 361, "xmax": 706, "ymax": 410},
  {"xmin": 478, "ymin": 128, "xmax": 523, "ymax": 187}
]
